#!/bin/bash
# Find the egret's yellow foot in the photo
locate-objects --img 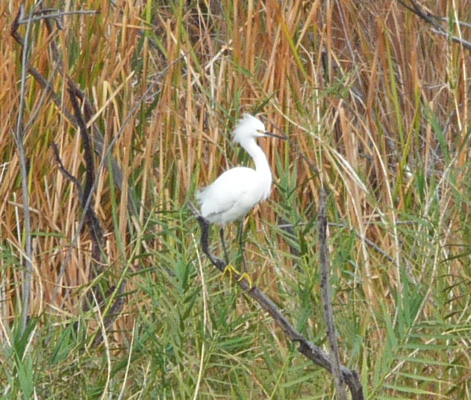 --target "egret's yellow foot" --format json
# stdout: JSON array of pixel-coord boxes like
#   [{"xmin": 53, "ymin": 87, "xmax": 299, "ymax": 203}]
[
  {"xmin": 222, "ymin": 264, "xmax": 253, "ymax": 289},
  {"xmin": 236, "ymin": 272, "xmax": 253, "ymax": 289},
  {"xmin": 222, "ymin": 263, "xmax": 240, "ymax": 283}
]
